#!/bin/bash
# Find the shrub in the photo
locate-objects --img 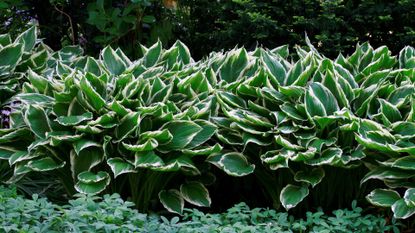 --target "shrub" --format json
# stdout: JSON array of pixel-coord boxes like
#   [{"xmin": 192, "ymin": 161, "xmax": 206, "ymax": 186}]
[
  {"xmin": 0, "ymin": 186, "xmax": 403, "ymax": 233},
  {"xmin": 1, "ymin": 26, "xmax": 415, "ymax": 219}
]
